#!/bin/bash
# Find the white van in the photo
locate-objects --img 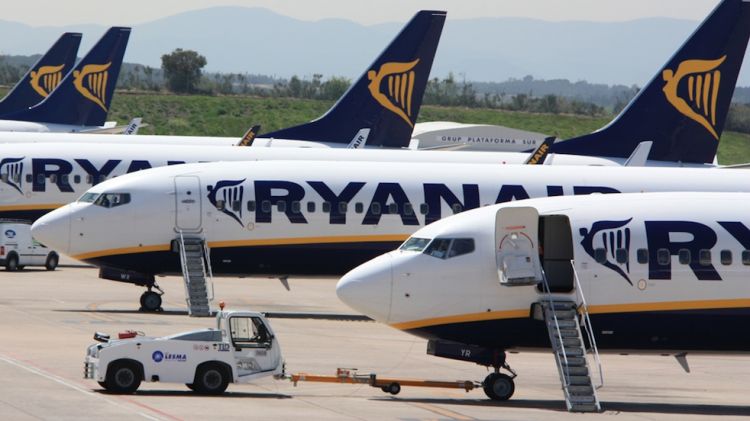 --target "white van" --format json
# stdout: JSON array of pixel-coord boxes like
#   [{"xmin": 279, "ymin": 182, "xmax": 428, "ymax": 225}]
[{"xmin": 0, "ymin": 220, "xmax": 58, "ymax": 271}]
